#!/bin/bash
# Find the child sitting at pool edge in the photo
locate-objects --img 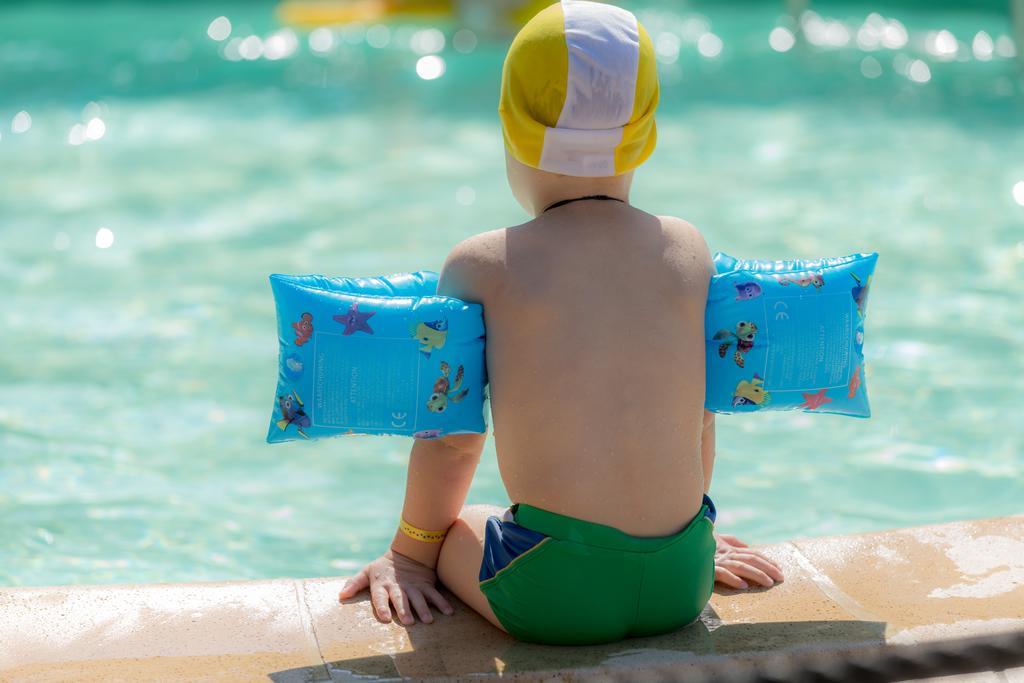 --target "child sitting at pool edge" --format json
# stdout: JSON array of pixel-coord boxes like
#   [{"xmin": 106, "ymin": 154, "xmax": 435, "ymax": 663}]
[{"xmin": 339, "ymin": 0, "xmax": 784, "ymax": 645}]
